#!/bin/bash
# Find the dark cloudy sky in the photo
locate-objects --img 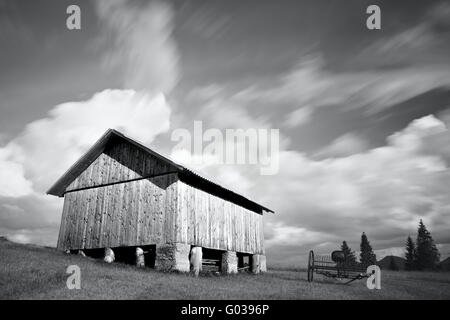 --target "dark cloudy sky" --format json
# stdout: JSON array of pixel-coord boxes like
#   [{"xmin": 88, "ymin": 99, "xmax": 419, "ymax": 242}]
[{"xmin": 1, "ymin": 0, "xmax": 449, "ymax": 264}]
